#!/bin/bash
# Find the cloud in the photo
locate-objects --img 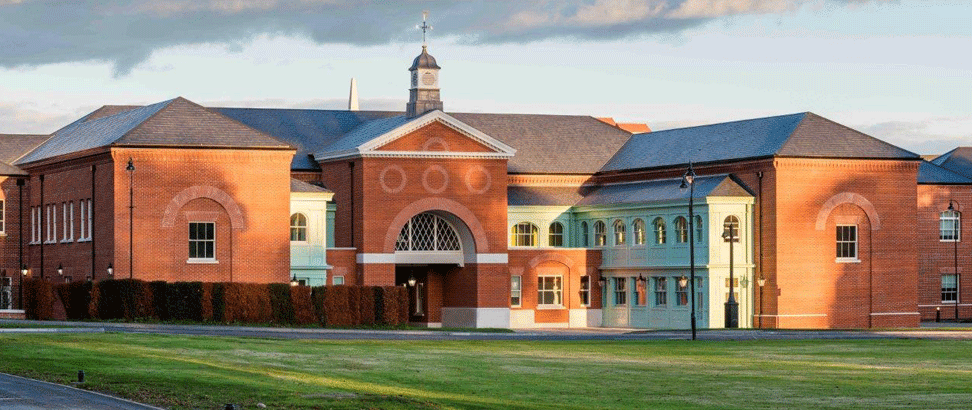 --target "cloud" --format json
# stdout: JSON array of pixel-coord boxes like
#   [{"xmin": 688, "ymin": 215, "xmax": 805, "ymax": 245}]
[
  {"xmin": 0, "ymin": 0, "xmax": 893, "ymax": 75},
  {"xmin": 858, "ymin": 117, "xmax": 972, "ymax": 155},
  {"xmin": 0, "ymin": 102, "xmax": 91, "ymax": 134}
]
